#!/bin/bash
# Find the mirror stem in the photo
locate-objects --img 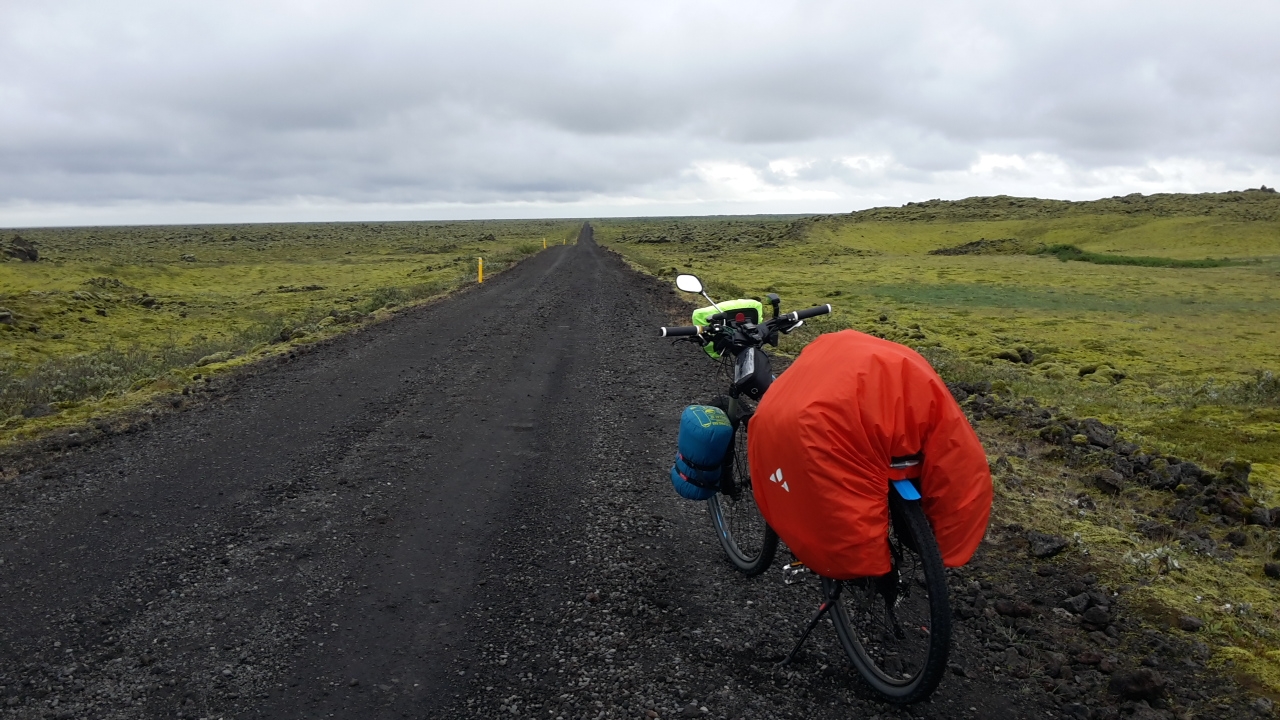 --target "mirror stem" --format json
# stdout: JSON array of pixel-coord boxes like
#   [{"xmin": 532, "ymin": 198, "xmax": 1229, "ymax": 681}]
[{"xmin": 701, "ymin": 291, "xmax": 723, "ymax": 313}]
